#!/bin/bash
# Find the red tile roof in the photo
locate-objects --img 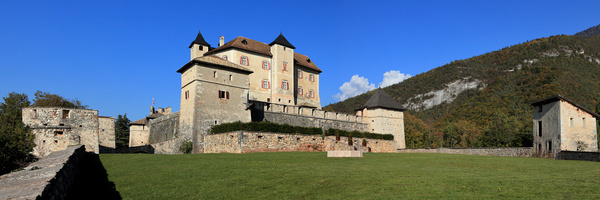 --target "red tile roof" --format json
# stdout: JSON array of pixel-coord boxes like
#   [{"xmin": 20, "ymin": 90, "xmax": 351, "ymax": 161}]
[
  {"xmin": 205, "ymin": 36, "xmax": 272, "ymax": 57},
  {"xmin": 177, "ymin": 55, "xmax": 253, "ymax": 74},
  {"xmin": 204, "ymin": 35, "xmax": 322, "ymax": 73},
  {"xmin": 294, "ymin": 52, "xmax": 322, "ymax": 73}
]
